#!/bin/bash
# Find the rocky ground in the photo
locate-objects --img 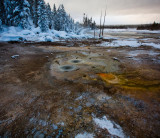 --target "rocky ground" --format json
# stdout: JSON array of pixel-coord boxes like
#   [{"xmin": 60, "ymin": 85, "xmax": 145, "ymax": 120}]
[{"xmin": 0, "ymin": 39, "xmax": 160, "ymax": 137}]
